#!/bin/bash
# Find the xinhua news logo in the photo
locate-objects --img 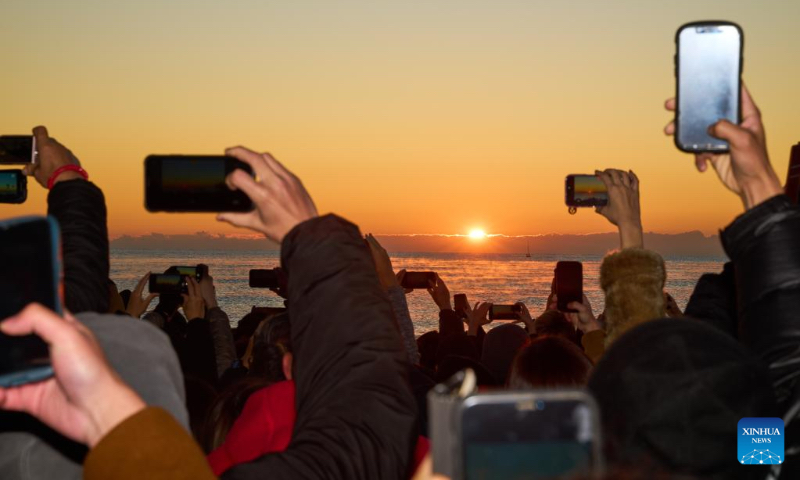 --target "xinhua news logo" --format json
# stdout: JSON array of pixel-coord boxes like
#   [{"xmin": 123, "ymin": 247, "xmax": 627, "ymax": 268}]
[{"xmin": 738, "ymin": 418, "xmax": 784, "ymax": 465}]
